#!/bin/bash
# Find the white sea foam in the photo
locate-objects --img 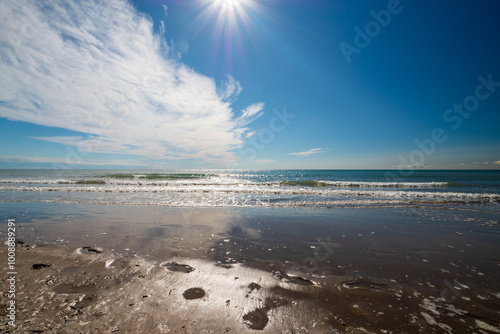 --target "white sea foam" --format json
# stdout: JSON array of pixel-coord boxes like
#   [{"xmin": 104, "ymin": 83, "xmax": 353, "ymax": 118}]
[
  {"xmin": 1, "ymin": 173, "xmax": 499, "ymax": 208},
  {"xmin": 1, "ymin": 184, "xmax": 498, "ymax": 200},
  {"xmin": 318, "ymin": 180, "xmax": 448, "ymax": 188},
  {"xmin": 2, "ymin": 188, "xmax": 499, "ymax": 210}
]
